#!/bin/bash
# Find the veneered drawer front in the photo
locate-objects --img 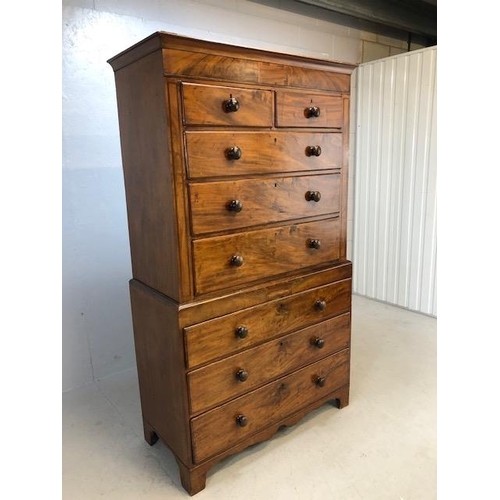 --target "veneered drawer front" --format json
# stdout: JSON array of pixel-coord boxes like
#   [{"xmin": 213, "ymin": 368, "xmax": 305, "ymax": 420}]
[
  {"xmin": 193, "ymin": 218, "xmax": 341, "ymax": 294},
  {"xmin": 182, "ymin": 83, "xmax": 273, "ymax": 127},
  {"xmin": 276, "ymin": 91, "xmax": 343, "ymax": 128},
  {"xmin": 191, "ymin": 349, "xmax": 350, "ymax": 463},
  {"xmin": 189, "ymin": 173, "xmax": 340, "ymax": 235},
  {"xmin": 185, "ymin": 278, "xmax": 351, "ymax": 368},
  {"xmin": 188, "ymin": 313, "xmax": 350, "ymax": 414},
  {"xmin": 185, "ymin": 131, "xmax": 342, "ymax": 178}
]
